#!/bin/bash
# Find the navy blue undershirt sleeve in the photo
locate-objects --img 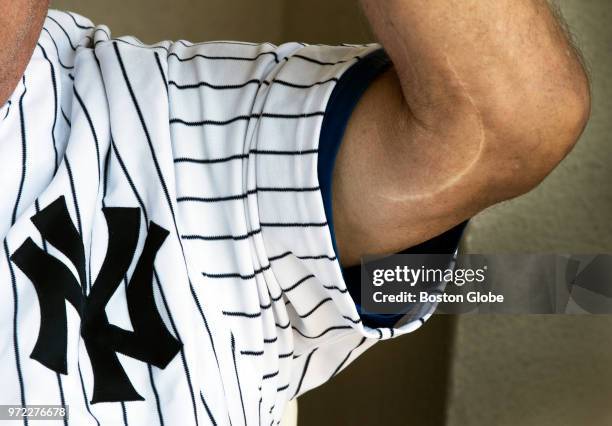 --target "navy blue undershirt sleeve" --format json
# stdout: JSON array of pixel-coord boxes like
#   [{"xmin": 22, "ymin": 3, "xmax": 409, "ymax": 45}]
[{"xmin": 317, "ymin": 48, "xmax": 469, "ymax": 329}]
